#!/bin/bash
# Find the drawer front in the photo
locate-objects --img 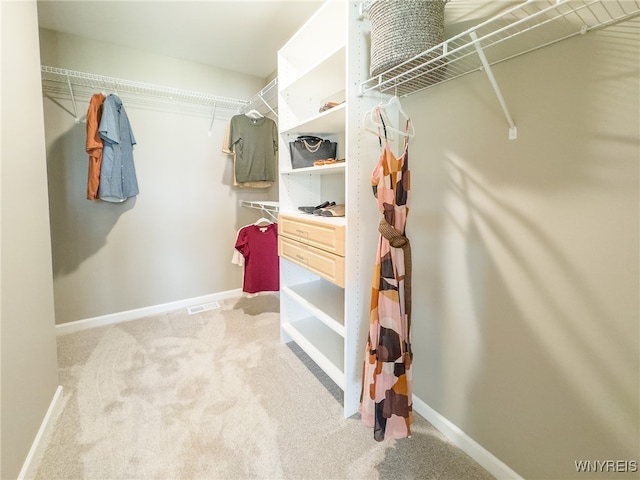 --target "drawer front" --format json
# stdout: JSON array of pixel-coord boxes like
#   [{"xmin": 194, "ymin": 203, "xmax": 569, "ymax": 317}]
[
  {"xmin": 279, "ymin": 235, "xmax": 345, "ymax": 288},
  {"xmin": 278, "ymin": 214, "xmax": 345, "ymax": 256}
]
